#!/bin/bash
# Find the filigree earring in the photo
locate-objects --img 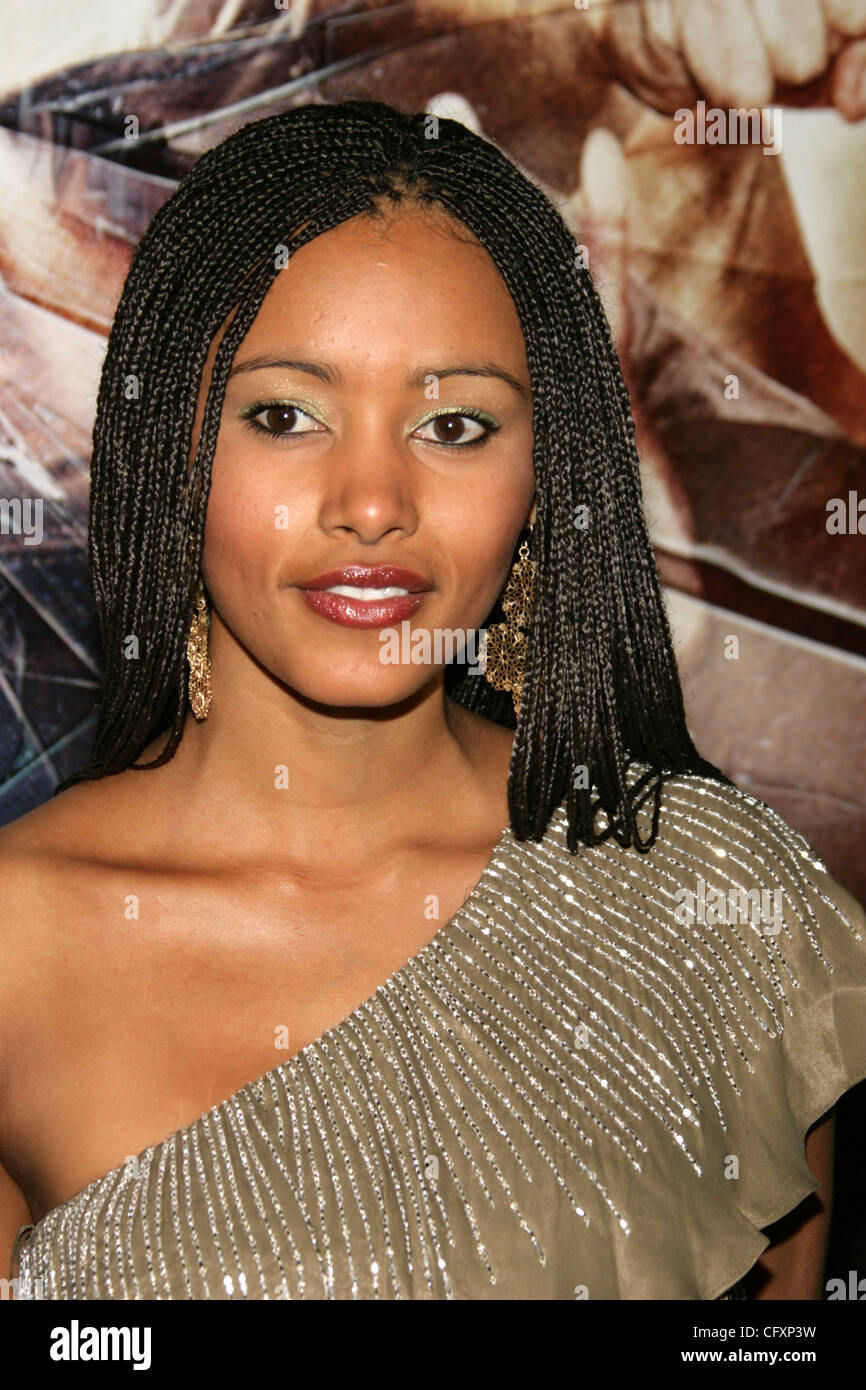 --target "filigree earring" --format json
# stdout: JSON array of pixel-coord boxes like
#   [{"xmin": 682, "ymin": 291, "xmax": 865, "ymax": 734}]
[
  {"xmin": 186, "ymin": 577, "xmax": 212, "ymax": 720},
  {"xmin": 483, "ymin": 523, "xmax": 536, "ymax": 717}
]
